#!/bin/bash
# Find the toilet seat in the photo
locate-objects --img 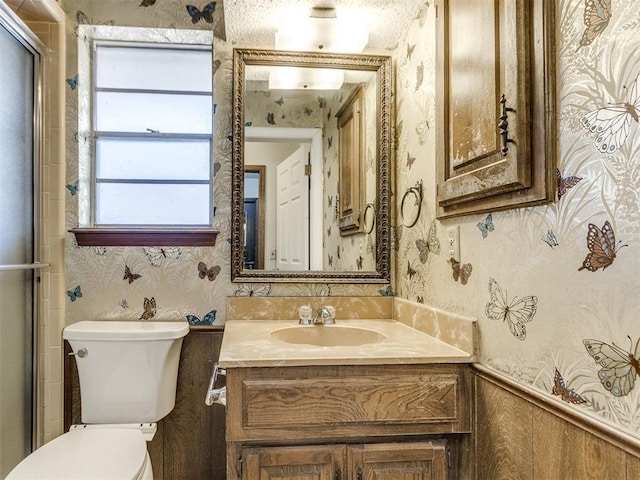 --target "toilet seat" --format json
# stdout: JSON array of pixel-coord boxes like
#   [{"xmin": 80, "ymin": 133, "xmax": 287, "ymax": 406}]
[{"xmin": 6, "ymin": 427, "xmax": 150, "ymax": 480}]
